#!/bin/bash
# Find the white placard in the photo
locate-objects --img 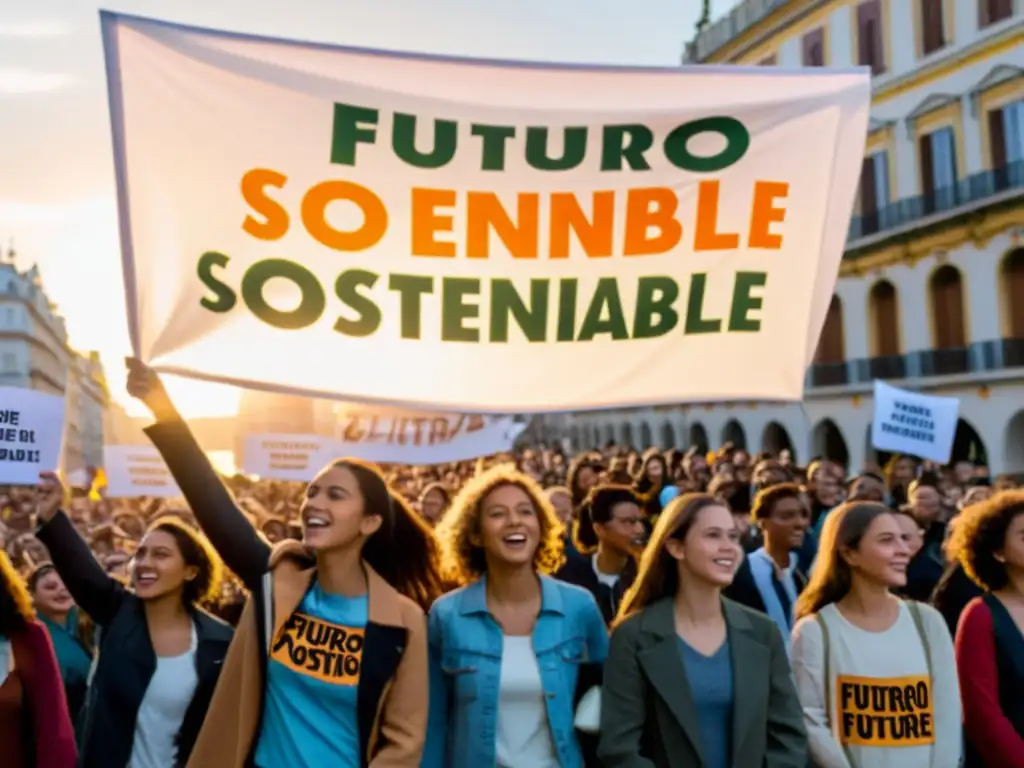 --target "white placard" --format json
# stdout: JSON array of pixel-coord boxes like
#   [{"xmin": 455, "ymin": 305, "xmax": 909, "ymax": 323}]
[
  {"xmin": 103, "ymin": 445, "xmax": 182, "ymax": 498},
  {"xmin": 871, "ymin": 380, "xmax": 960, "ymax": 464},
  {"xmin": 242, "ymin": 435, "xmax": 338, "ymax": 482},
  {"xmin": 103, "ymin": 12, "xmax": 870, "ymax": 412},
  {"xmin": 0, "ymin": 387, "xmax": 66, "ymax": 485}
]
